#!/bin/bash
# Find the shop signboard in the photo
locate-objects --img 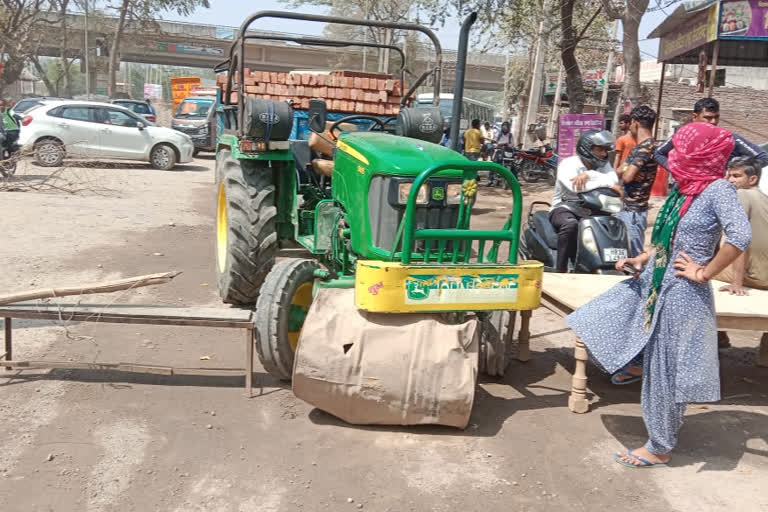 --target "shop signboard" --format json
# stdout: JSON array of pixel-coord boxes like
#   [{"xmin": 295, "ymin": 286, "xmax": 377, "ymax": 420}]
[
  {"xmin": 557, "ymin": 114, "xmax": 605, "ymax": 158},
  {"xmin": 719, "ymin": 0, "xmax": 768, "ymax": 39}
]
